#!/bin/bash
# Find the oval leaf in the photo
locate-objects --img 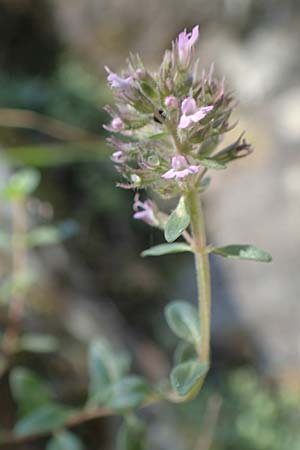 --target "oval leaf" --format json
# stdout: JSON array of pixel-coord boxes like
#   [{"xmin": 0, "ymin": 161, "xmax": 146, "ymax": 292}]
[
  {"xmin": 165, "ymin": 301, "xmax": 200, "ymax": 344},
  {"xmin": 106, "ymin": 376, "xmax": 150, "ymax": 412},
  {"xmin": 164, "ymin": 196, "xmax": 190, "ymax": 243},
  {"xmin": 10, "ymin": 367, "xmax": 52, "ymax": 417},
  {"xmin": 88, "ymin": 339, "xmax": 130, "ymax": 405},
  {"xmin": 170, "ymin": 360, "xmax": 208, "ymax": 396},
  {"xmin": 211, "ymin": 245, "xmax": 272, "ymax": 262},
  {"xmin": 14, "ymin": 403, "xmax": 71, "ymax": 437},
  {"xmin": 141, "ymin": 243, "xmax": 191, "ymax": 257},
  {"xmin": 46, "ymin": 430, "xmax": 85, "ymax": 450}
]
